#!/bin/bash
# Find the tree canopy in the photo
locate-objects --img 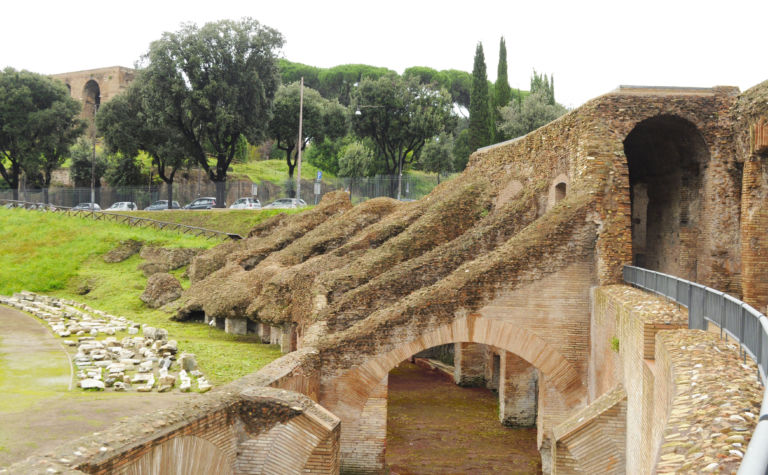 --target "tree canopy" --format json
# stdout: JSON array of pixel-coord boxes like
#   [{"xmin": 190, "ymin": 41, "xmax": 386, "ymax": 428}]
[
  {"xmin": 268, "ymin": 82, "xmax": 347, "ymax": 178},
  {"xmin": 351, "ymin": 75, "xmax": 454, "ymax": 196},
  {"xmin": 468, "ymin": 43, "xmax": 492, "ymax": 152},
  {"xmin": 0, "ymin": 67, "xmax": 83, "ymax": 200},
  {"xmin": 493, "ymin": 37, "xmax": 512, "ymax": 141},
  {"xmin": 141, "ymin": 18, "xmax": 284, "ymax": 206},
  {"xmin": 498, "ymin": 90, "xmax": 567, "ymax": 139},
  {"xmin": 97, "ymin": 73, "xmax": 190, "ymax": 207}
]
